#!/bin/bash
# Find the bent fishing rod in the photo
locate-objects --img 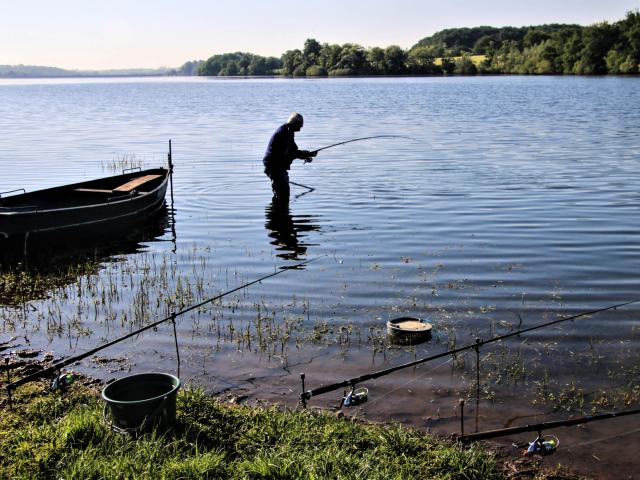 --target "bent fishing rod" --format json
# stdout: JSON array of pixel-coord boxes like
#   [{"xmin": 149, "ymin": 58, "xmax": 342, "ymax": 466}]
[
  {"xmin": 300, "ymin": 297, "xmax": 640, "ymax": 402},
  {"xmin": 7, "ymin": 255, "xmax": 325, "ymax": 392},
  {"xmin": 304, "ymin": 135, "xmax": 414, "ymax": 156}
]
